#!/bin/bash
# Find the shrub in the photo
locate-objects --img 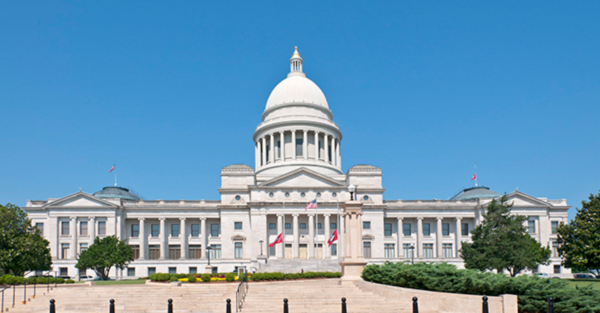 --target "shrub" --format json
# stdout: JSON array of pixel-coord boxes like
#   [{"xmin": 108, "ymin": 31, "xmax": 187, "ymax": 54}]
[
  {"xmin": 201, "ymin": 274, "xmax": 211, "ymax": 283},
  {"xmin": 66, "ymin": 279, "xmax": 74, "ymax": 284},
  {"xmin": 169, "ymin": 276, "xmax": 178, "ymax": 282},
  {"xmin": 4, "ymin": 276, "xmax": 17, "ymax": 285},
  {"xmin": 188, "ymin": 276, "xmax": 197, "ymax": 283},
  {"xmin": 225, "ymin": 273, "xmax": 235, "ymax": 282},
  {"xmin": 55, "ymin": 278, "xmax": 65, "ymax": 284},
  {"xmin": 36, "ymin": 277, "xmax": 47, "ymax": 284}
]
